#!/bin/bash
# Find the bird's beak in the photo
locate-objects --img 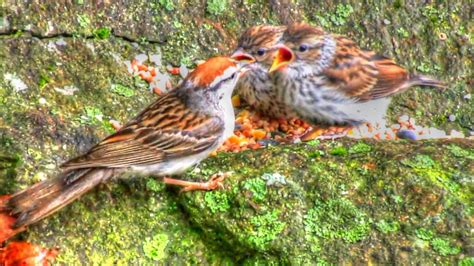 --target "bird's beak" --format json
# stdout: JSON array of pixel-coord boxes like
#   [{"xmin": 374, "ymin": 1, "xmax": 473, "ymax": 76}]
[
  {"xmin": 231, "ymin": 52, "xmax": 256, "ymax": 64},
  {"xmin": 269, "ymin": 45, "xmax": 294, "ymax": 73}
]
